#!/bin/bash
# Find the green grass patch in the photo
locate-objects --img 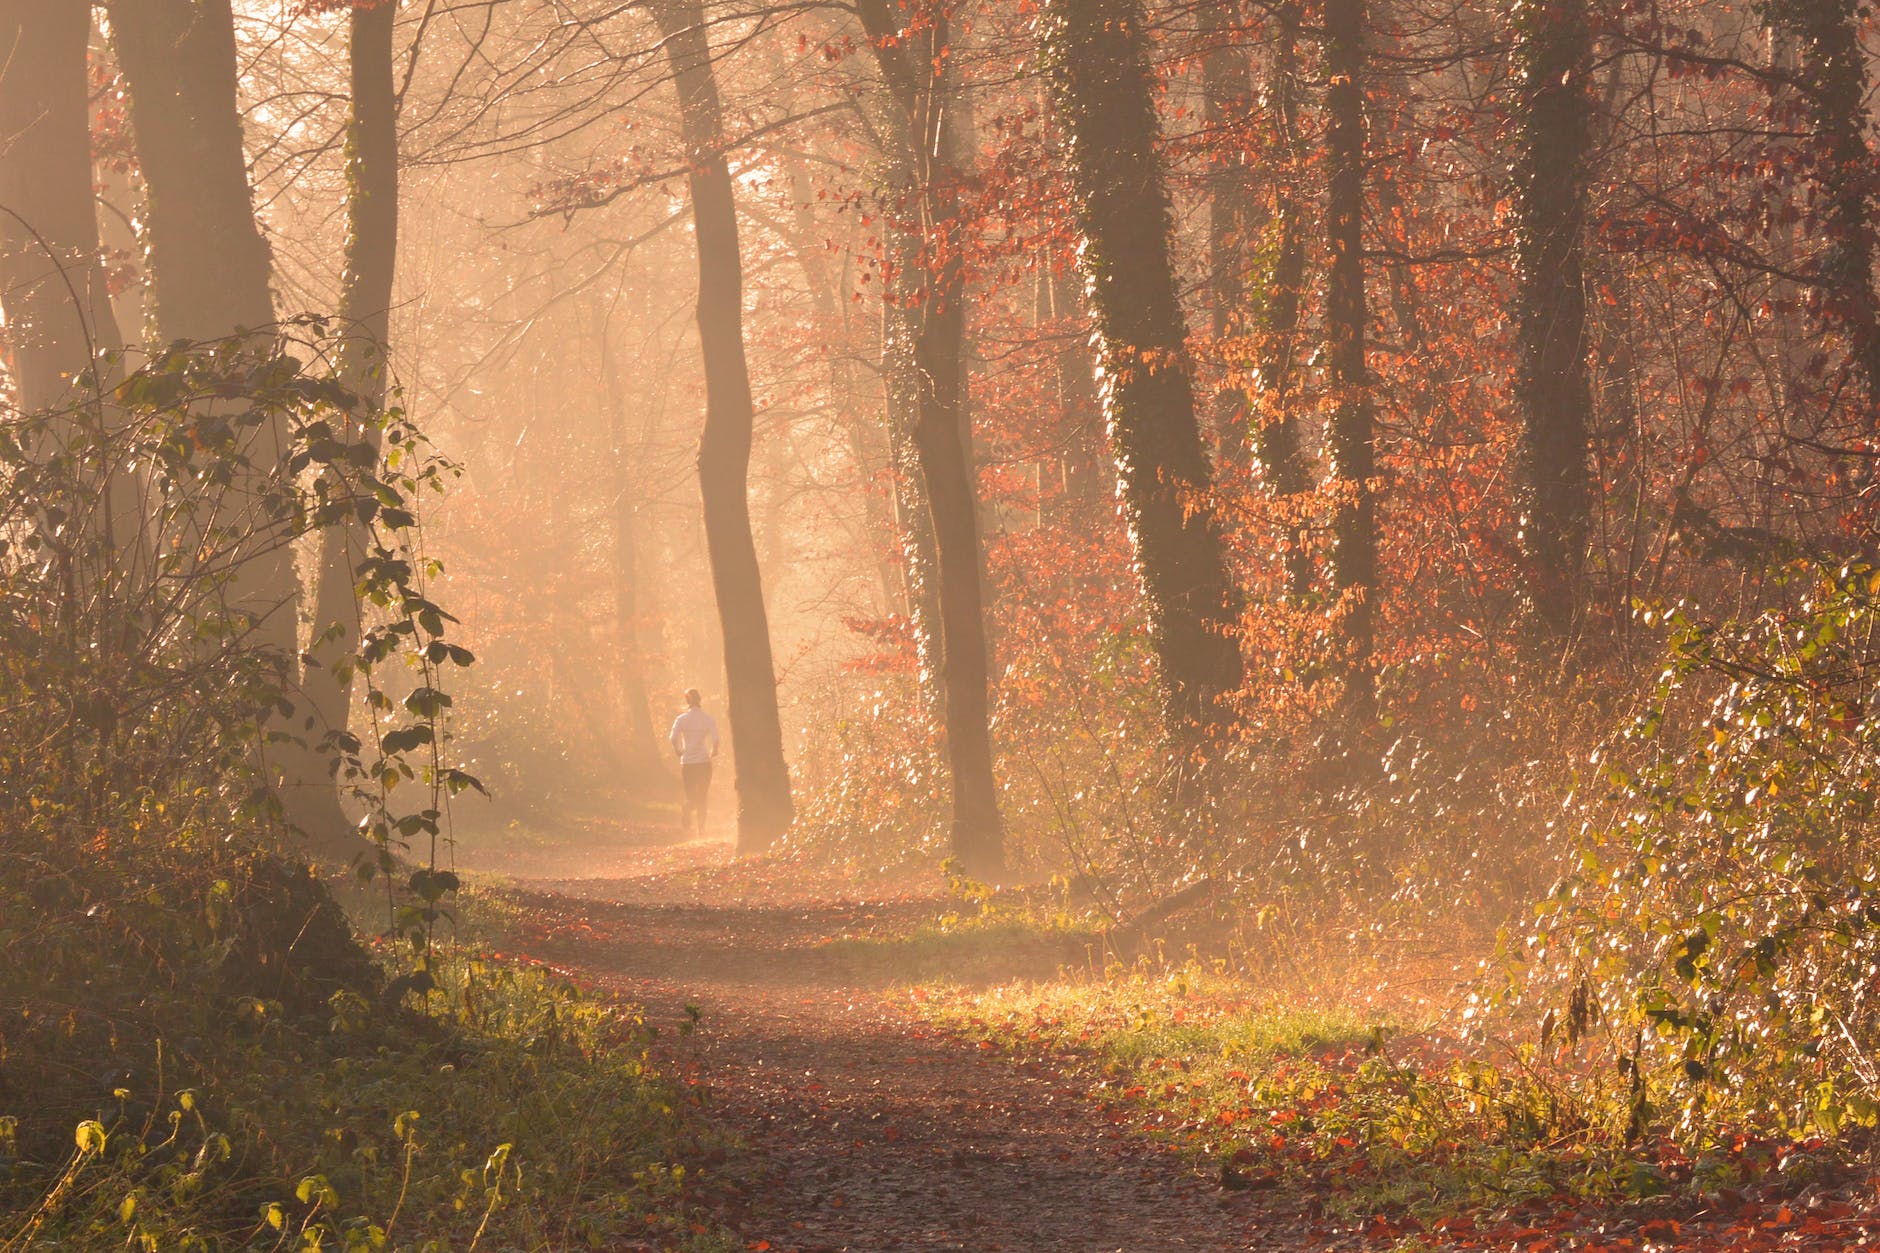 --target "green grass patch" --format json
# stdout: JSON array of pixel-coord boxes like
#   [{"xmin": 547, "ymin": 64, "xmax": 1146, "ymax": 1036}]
[
  {"xmin": 819, "ymin": 877, "xmax": 1103, "ymax": 983},
  {"xmin": 921, "ymin": 963, "xmax": 1702, "ymax": 1227},
  {"xmin": 2, "ymin": 934, "xmax": 736, "ymax": 1252}
]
